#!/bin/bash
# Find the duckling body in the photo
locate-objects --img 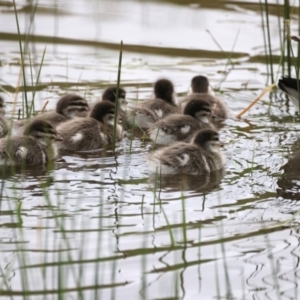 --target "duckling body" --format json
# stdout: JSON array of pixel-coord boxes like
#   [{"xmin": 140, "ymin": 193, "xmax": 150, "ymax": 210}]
[
  {"xmin": 148, "ymin": 99, "xmax": 214, "ymax": 145},
  {"xmin": 178, "ymin": 75, "xmax": 228, "ymax": 123},
  {"xmin": 278, "ymin": 76, "xmax": 300, "ymax": 109},
  {"xmin": 0, "ymin": 119, "xmax": 62, "ymax": 166},
  {"xmin": 12, "ymin": 94, "xmax": 89, "ymax": 135},
  {"xmin": 56, "ymin": 101, "xmax": 122, "ymax": 151},
  {"xmin": 0, "ymin": 97, "xmax": 8, "ymax": 138},
  {"xmin": 126, "ymin": 79, "xmax": 180, "ymax": 129},
  {"xmin": 147, "ymin": 129, "xmax": 225, "ymax": 175}
]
